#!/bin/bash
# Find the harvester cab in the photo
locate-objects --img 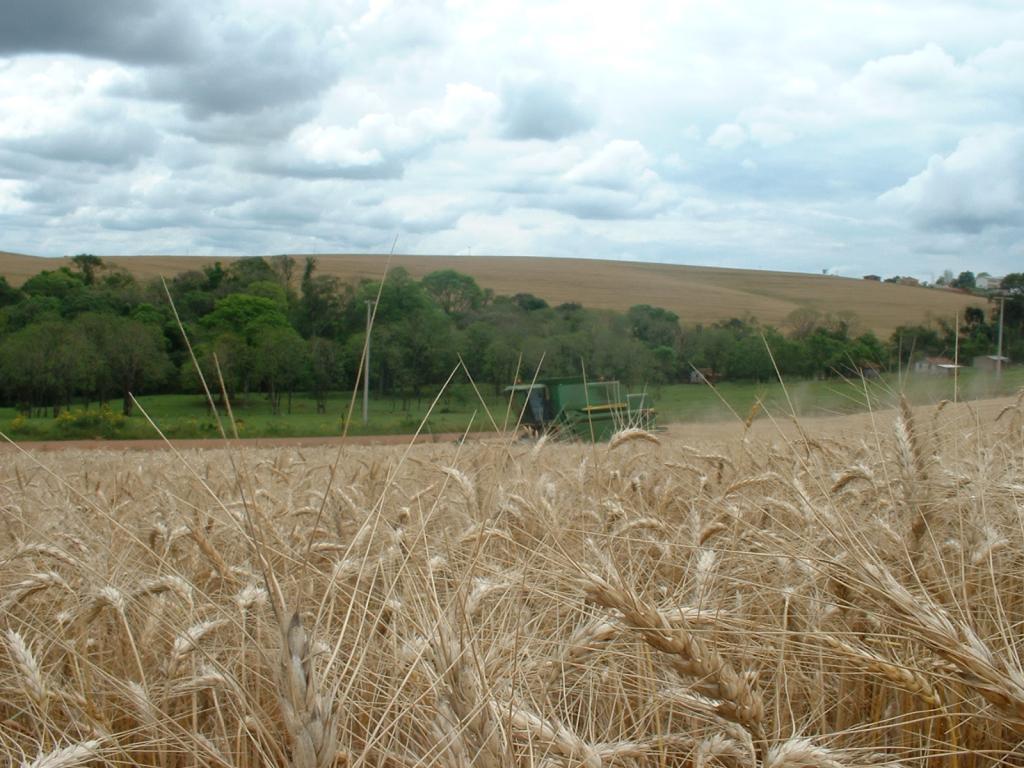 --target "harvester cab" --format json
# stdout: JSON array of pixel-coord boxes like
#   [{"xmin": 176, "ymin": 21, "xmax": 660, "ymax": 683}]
[{"xmin": 504, "ymin": 376, "xmax": 655, "ymax": 441}]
